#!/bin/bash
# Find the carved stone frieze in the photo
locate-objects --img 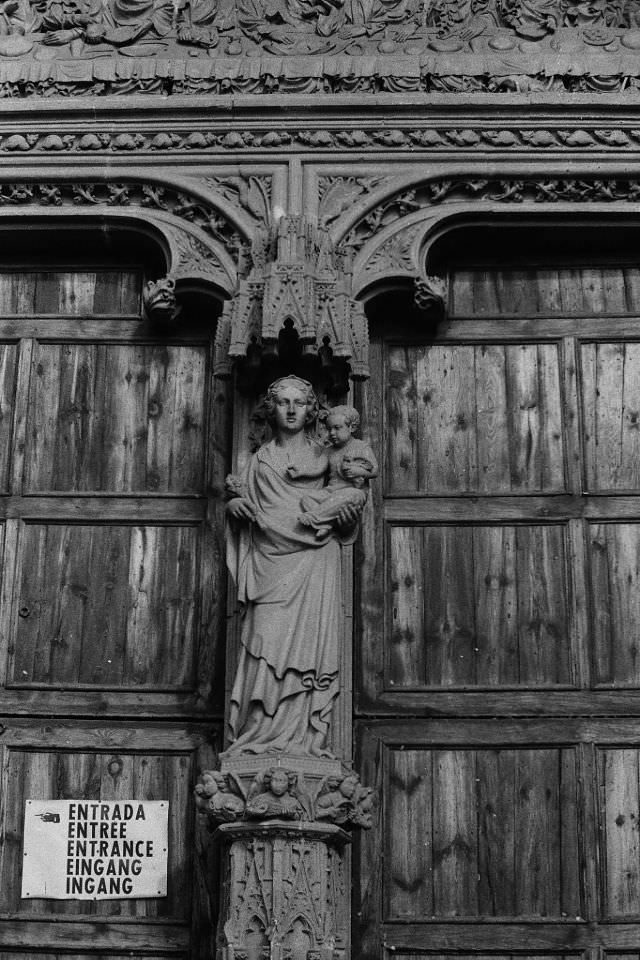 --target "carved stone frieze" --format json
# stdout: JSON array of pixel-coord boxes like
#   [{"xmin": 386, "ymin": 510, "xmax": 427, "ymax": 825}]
[
  {"xmin": 214, "ymin": 216, "xmax": 369, "ymax": 383},
  {"xmin": 196, "ymin": 761, "xmax": 373, "ymax": 829},
  {"xmin": 0, "ymin": 0, "xmax": 639, "ymax": 95},
  {"xmin": 4, "ymin": 125, "xmax": 640, "ymax": 152}
]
